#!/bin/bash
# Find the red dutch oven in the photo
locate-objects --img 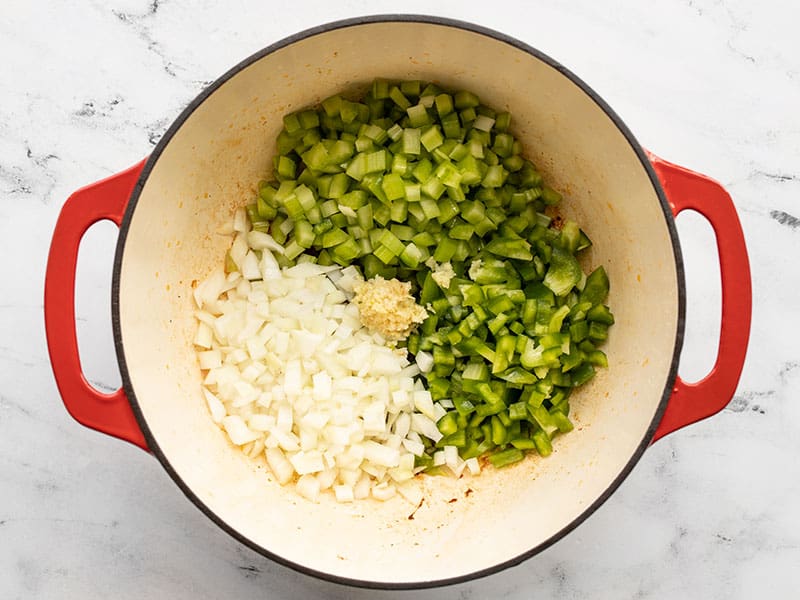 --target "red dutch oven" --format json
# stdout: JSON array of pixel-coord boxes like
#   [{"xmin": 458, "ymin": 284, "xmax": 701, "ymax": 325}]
[{"xmin": 44, "ymin": 16, "xmax": 751, "ymax": 589}]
